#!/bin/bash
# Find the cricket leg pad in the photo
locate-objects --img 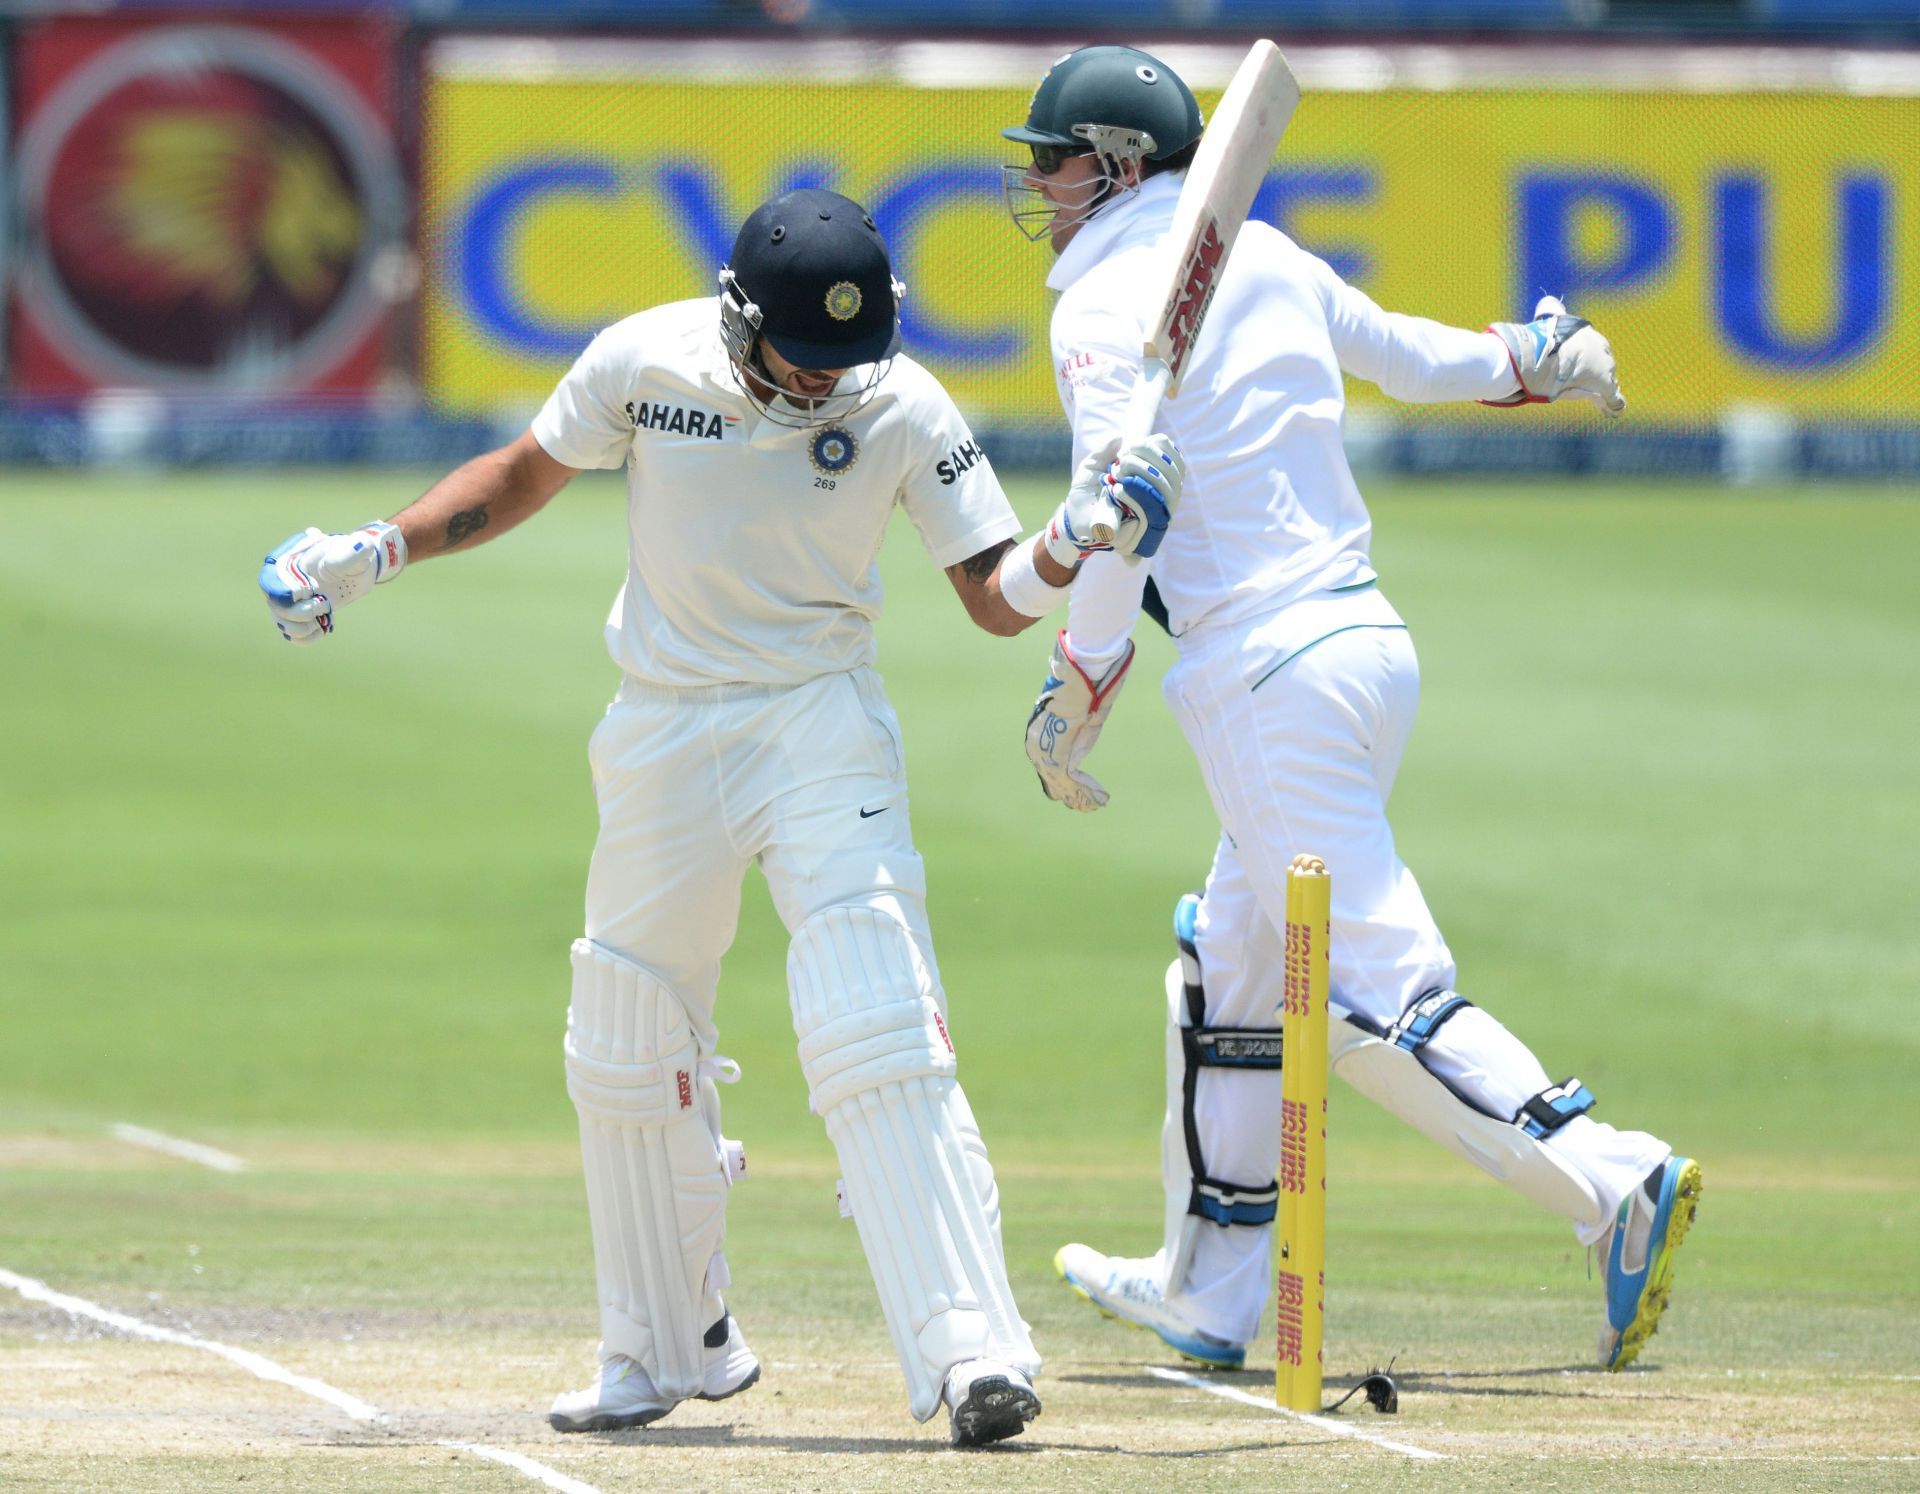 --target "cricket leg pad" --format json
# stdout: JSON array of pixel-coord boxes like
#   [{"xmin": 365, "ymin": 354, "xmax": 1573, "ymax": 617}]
[
  {"xmin": 790, "ymin": 903, "xmax": 1038, "ymax": 1423},
  {"xmin": 566, "ymin": 938, "xmax": 744, "ymax": 1402},
  {"xmin": 1330, "ymin": 993, "xmax": 1606, "ymax": 1228},
  {"xmin": 1161, "ymin": 892, "xmax": 1284, "ymax": 1298}
]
